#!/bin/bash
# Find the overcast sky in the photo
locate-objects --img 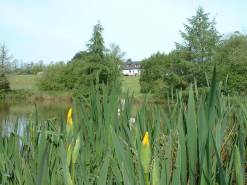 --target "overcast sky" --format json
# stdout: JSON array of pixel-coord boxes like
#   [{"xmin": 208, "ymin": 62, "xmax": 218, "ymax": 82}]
[{"xmin": 0, "ymin": 0, "xmax": 247, "ymax": 63}]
